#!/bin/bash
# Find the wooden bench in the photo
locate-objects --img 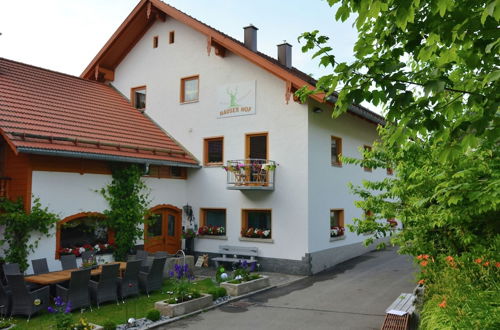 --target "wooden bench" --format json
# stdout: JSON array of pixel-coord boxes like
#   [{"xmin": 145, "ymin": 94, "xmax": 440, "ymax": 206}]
[
  {"xmin": 212, "ymin": 245, "xmax": 258, "ymax": 268},
  {"xmin": 381, "ymin": 293, "xmax": 416, "ymax": 330}
]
